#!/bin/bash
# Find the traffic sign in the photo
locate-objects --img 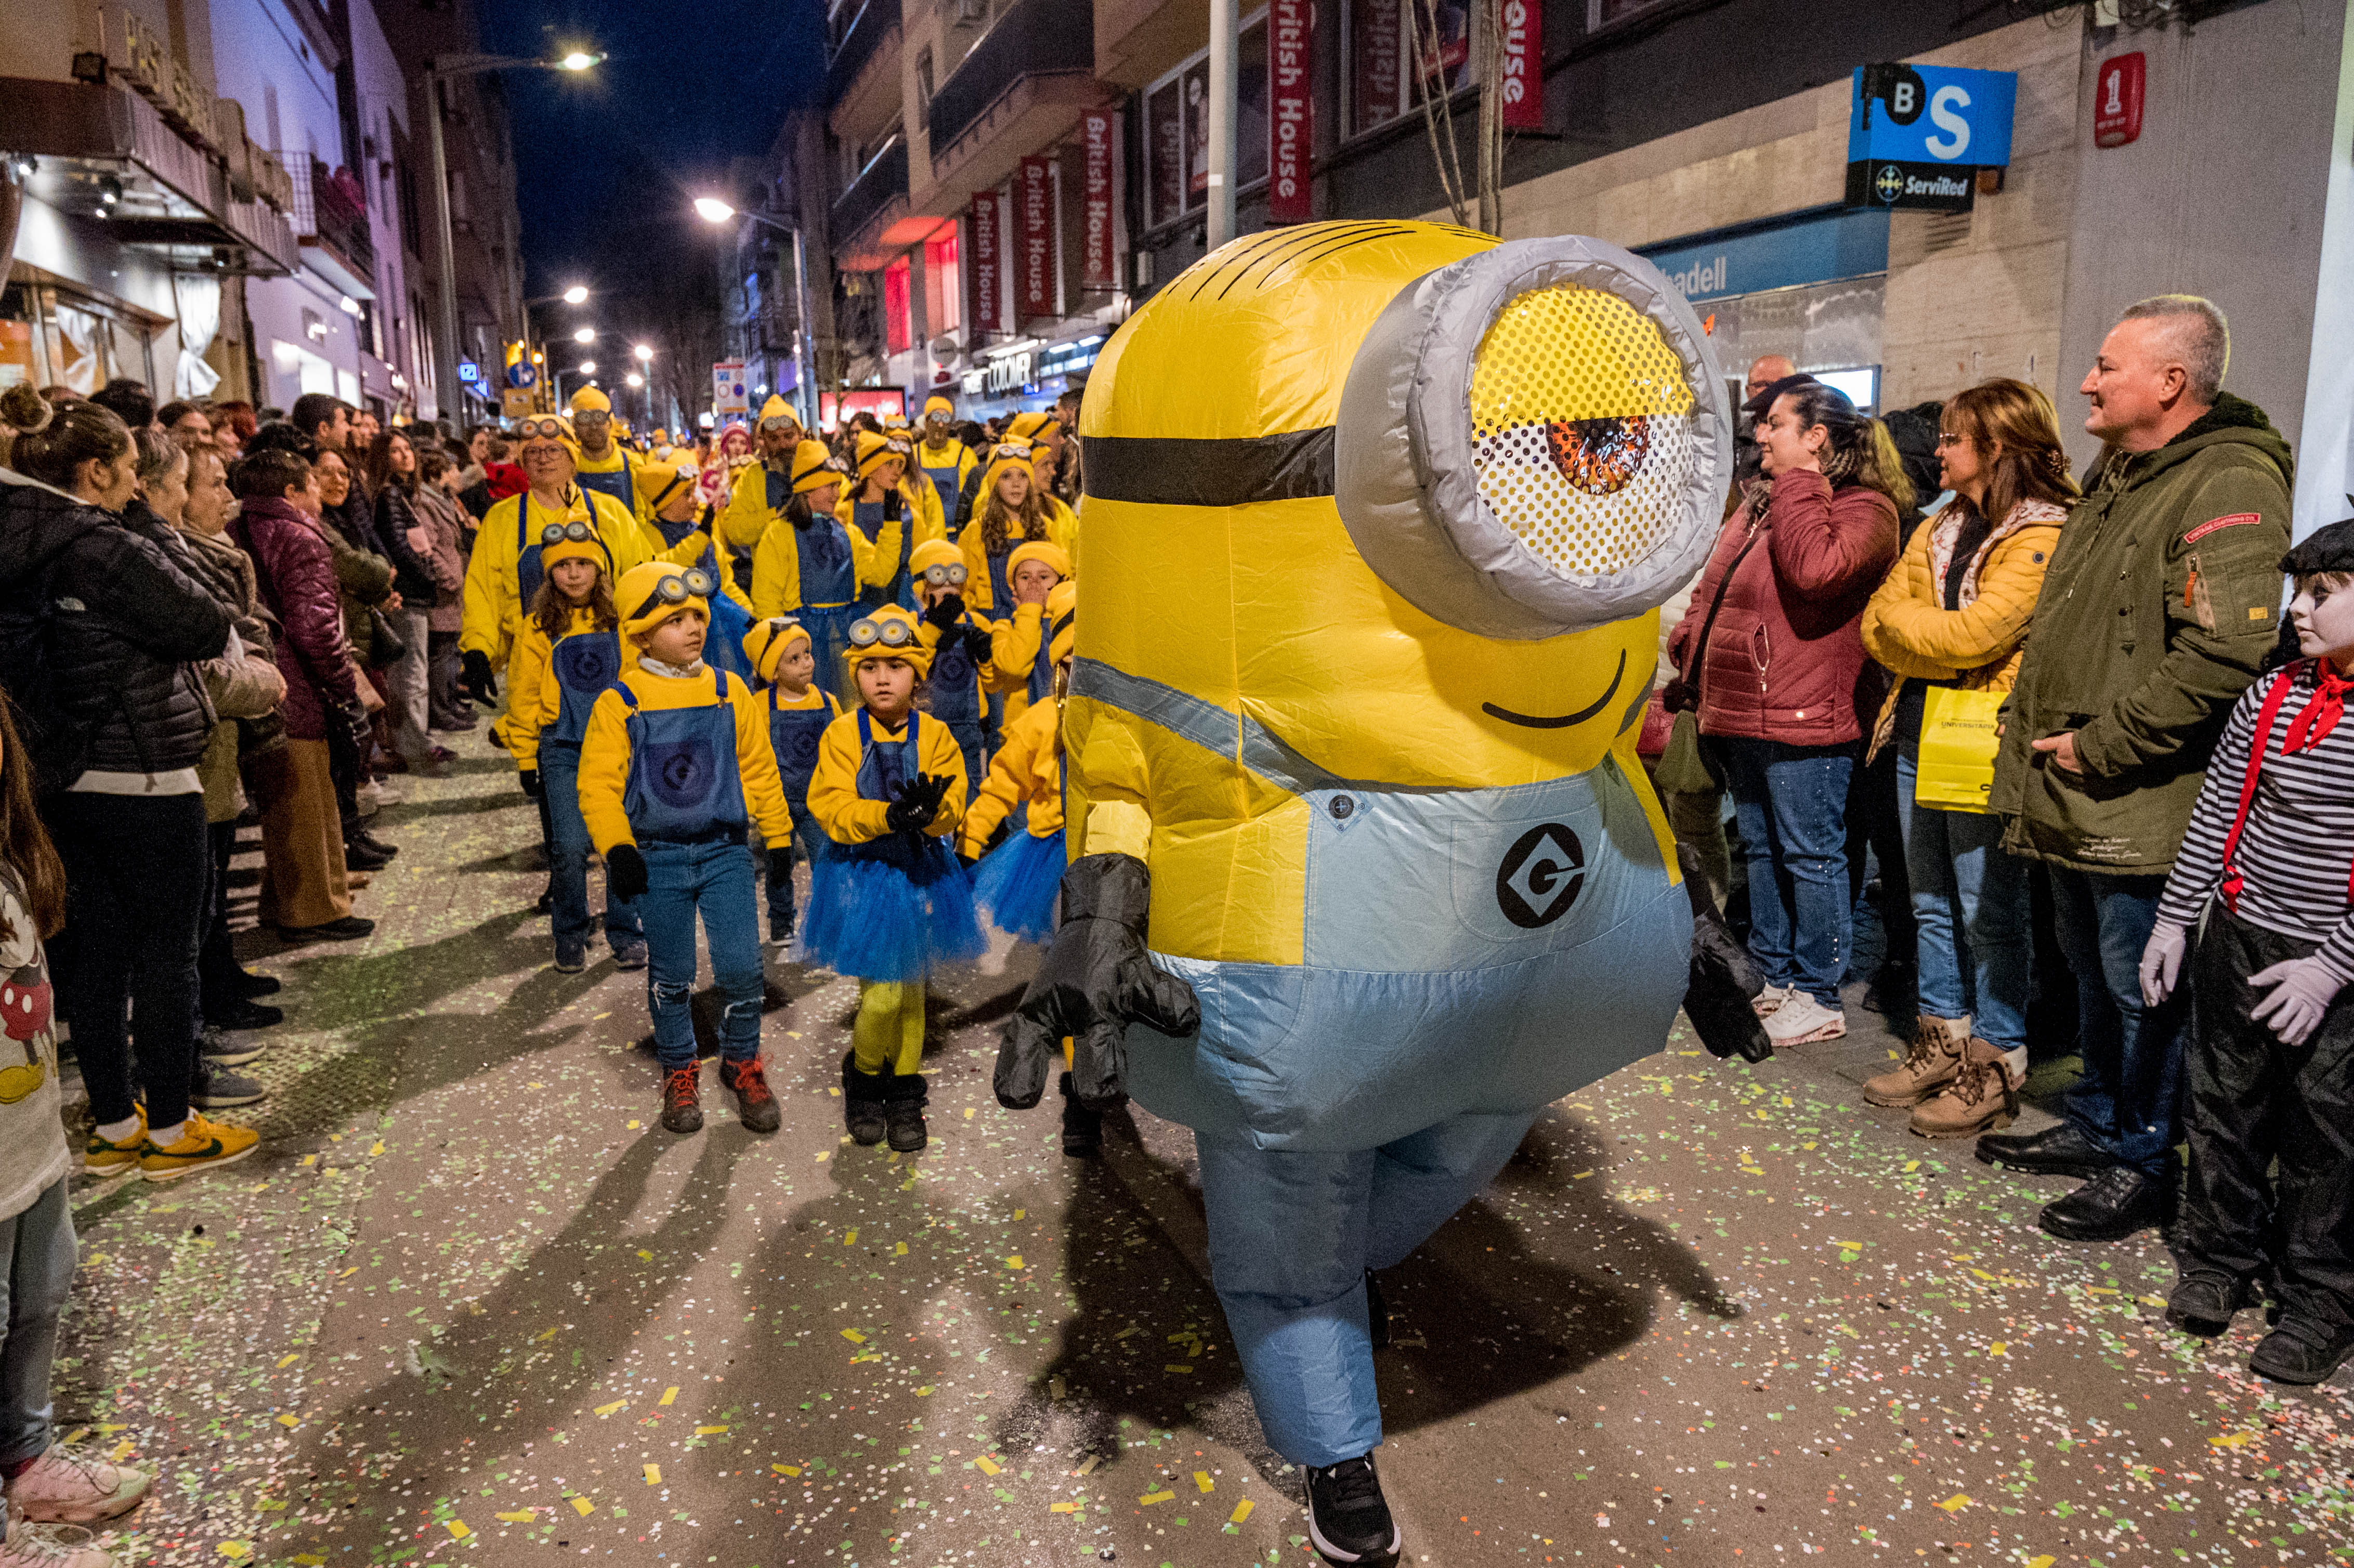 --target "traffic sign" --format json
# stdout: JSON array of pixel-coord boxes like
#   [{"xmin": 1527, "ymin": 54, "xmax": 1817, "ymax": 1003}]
[
  {"xmin": 507, "ymin": 360, "xmax": 538, "ymax": 390},
  {"xmin": 457, "ymin": 359, "xmax": 482, "ymax": 387},
  {"xmin": 713, "ymin": 361, "xmax": 748, "ymax": 417}
]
